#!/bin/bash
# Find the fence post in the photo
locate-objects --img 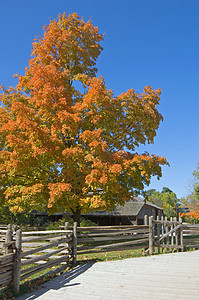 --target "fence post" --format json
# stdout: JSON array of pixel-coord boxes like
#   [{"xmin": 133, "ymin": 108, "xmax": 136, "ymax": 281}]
[
  {"xmin": 13, "ymin": 229, "xmax": 22, "ymax": 294},
  {"xmin": 170, "ymin": 217, "xmax": 174, "ymax": 252},
  {"xmin": 165, "ymin": 217, "xmax": 169, "ymax": 252},
  {"xmin": 149, "ymin": 216, "xmax": 154, "ymax": 255},
  {"xmin": 156, "ymin": 216, "xmax": 160, "ymax": 253},
  {"xmin": 64, "ymin": 222, "xmax": 69, "ymax": 230},
  {"xmin": 179, "ymin": 217, "xmax": 184, "ymax": 252},
  {"xmin": 5, "ymin": 225, "xmax": 13, "ymax": 255},
  {"xmin": 144, "ymin": 215, "xmax": 148, "ymax": 225},
  {"xmin": 173, "ymin": 217, "xmax": 179, "ymax": 252},
  {"xmin": 144, "ymin": 215, "xmax": 148, "ymax": 251},
  {"xmin": 73, "ymin": 222, "xmax": 77, "ymax": 266}
]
